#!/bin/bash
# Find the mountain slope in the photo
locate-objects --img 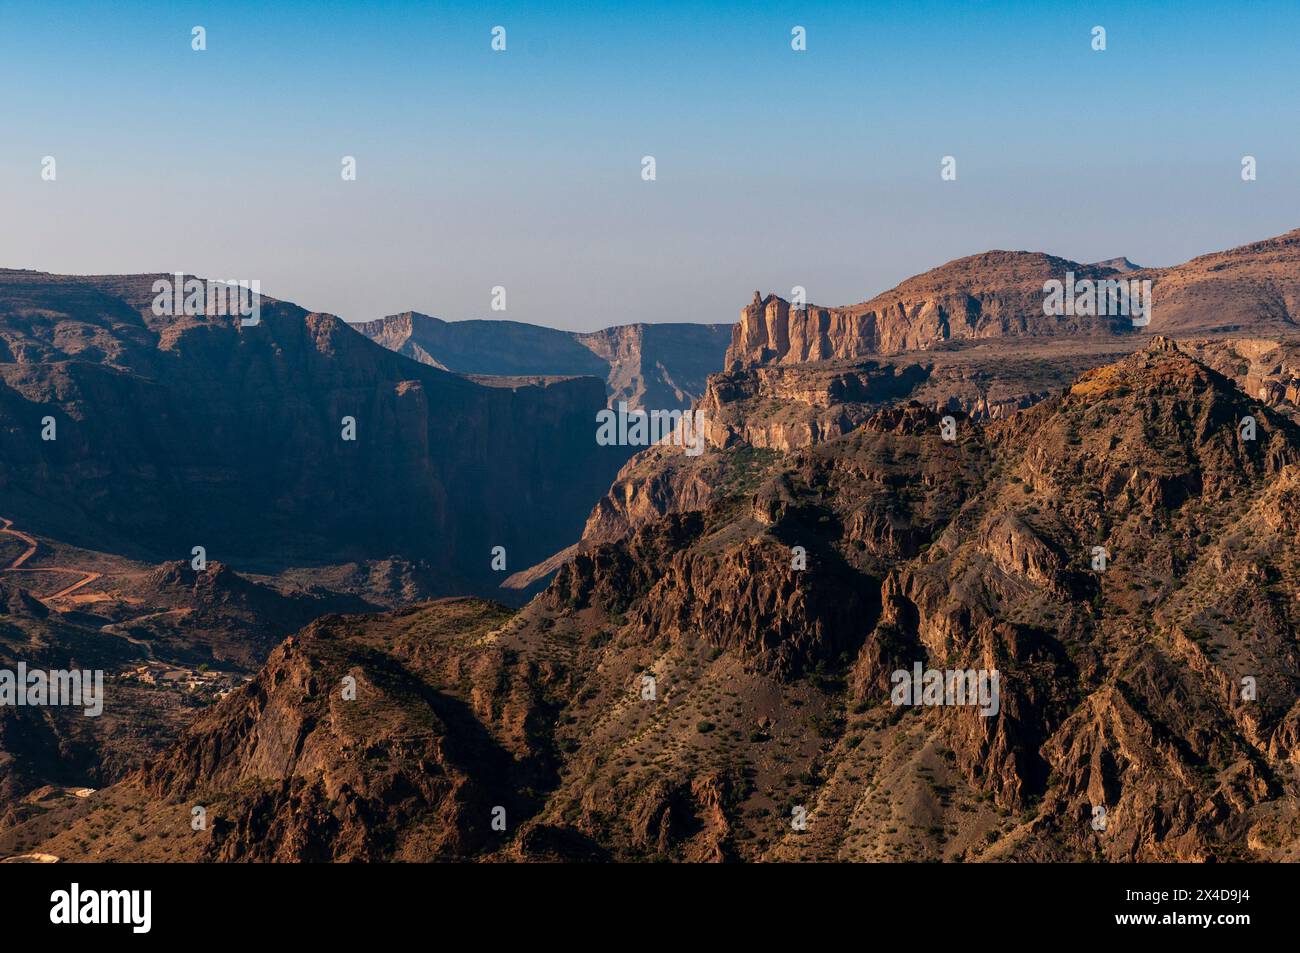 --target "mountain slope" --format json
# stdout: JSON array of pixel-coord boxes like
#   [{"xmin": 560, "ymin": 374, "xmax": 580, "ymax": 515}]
[
  {"xmin": 725, "ymin": 254, "xmax": 1133, "ymax": 368},
  {"xmin": 17, "ymin": 338, "xmax": 1300, "ymax": 862},
  {"xmin": 1132, "ymin": 229, "xmax": 1300, "ymax": 335},
  {"xmin": 0, "ymin": 271, "xmax": 625, "ymax": 593},
  {"xmin": 725, "ymin": 228, "xmax": 1300, "ymax": 369},
  {"xmin": 355, "ymin": 311, "xmax": 732, "ymax": 411}
]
